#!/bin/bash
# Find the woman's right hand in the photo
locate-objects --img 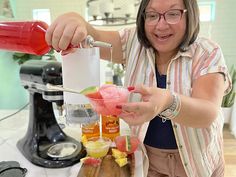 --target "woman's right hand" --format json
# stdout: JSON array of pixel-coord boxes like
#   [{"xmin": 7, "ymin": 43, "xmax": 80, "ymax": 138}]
[
  {"xmin": 119, "ymin": 85, "xmax": 173, "ymax": 126},
  {"xmin": 45, "ymin": 12, "xmax": 88, "ymax": 54}
]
